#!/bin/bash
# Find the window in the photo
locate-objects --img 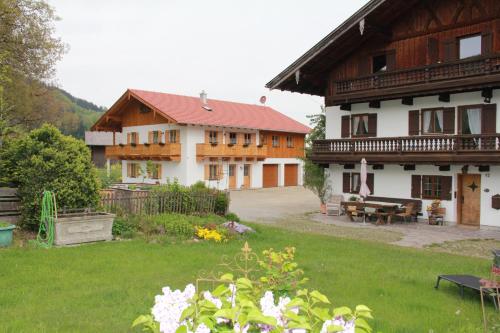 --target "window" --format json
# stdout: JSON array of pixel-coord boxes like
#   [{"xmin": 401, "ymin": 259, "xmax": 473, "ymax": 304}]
[
  {"xmin": 127, "ymin": 163, "xmax": 140, "ymax": 178},
  {"xmin": 148, "ymin": 163, "xmax": 161, "ymax": 180},
  {"xmin": 152, "ymin": 131, "xmax": 160, "ymax": 144},
  {"xmin": 260, "ymin": 134, "xmax": 267, "ymax": 145},
  {"xmin": 228, "ymin": 165, "xmax": 235, "ymax": 177},
  {"xmin": 209, "ymin": 165, "xmax": 219, "ymax": 180},
  {"xmin": 372, "ymin": 54, "xmax": 387, "ymax": 73},
  {"xmin": 129, "ymin": 132, "xmax": 138, "ymax": 145},
  {"xmin": 460, "ymin": 106, "xmax": 482, "ymax": 135},
  {"xmin": 244, "ymin": 164, "xmax": 250, "ymax": 177},
  {"xmin": 459, "ymin": 35, "xmax": 481, "ymax": 59},
  {"xmin": 244, "ymin": 133, "xmax": 252, "ymax": 145},
  {"xmin": 343, "ymin": 172, "xmax": 374, "ymax": 194},
  {"xmin": 422, "ymin": 176, "xmax": 442, "ymax": 199},
  {"xmin": 229, "ymin": 133, "xmax": 237, "ymax": 145},
  {"xmin": 169, "ymin": 130, "xmax": 177, "ymax": 143},
  {"xmin": 286, "ymin": 136, "xmax": 294, "ymax": 148},
  {"xmin": 351, "ymin": 115, "xmax": 369, "ymax": 137},
  {"xmin": 272, "ymin": 135, "xmax": 280, "ymax": 147},
  {"xmin": 422, "ymin": 109, "xmax": 444, "ymax": 134},
  {"xmin": 209, "ymin": 131, "xmax": 218, "ymax": 144}
]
